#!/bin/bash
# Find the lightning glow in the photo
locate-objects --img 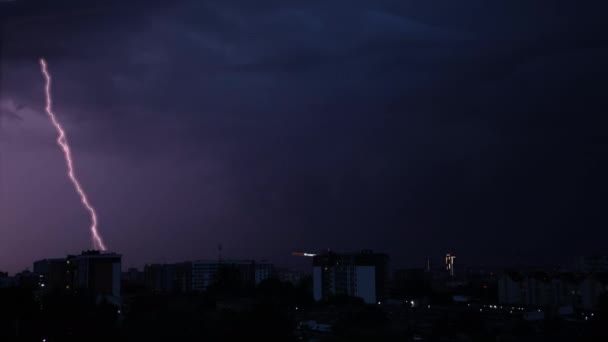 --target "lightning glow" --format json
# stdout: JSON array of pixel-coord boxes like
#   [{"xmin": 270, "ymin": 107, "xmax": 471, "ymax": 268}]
[{"xmin": 40, "ymin": 58, "xmax": 107, "ymax": 251}]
